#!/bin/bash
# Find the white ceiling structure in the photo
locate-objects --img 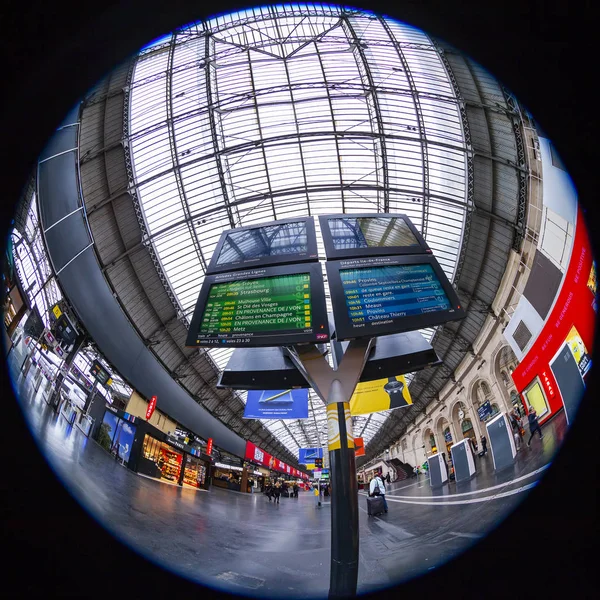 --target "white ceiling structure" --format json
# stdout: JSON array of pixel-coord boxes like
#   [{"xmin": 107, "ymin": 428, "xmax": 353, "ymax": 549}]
[
  {"xmin": 126, "ymin": 5, "xmax": 468, "ymax": 455},
  {"xmin": 78, "ymin": 2, "xmax": 526, "ymax": 464}
]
